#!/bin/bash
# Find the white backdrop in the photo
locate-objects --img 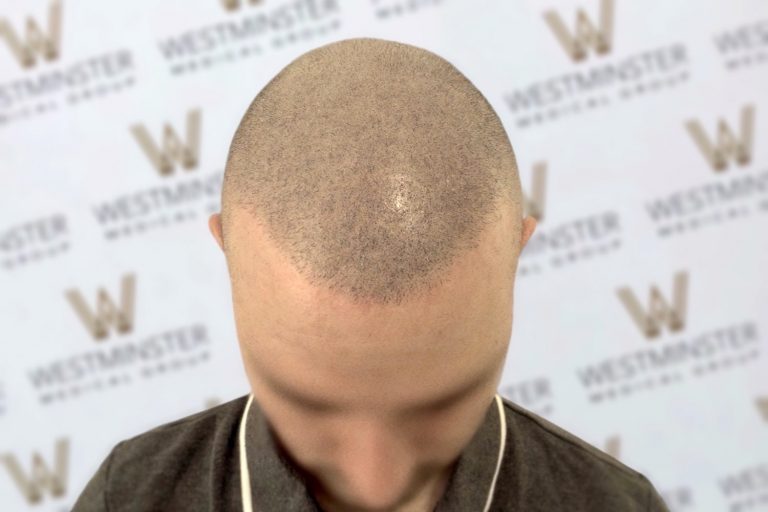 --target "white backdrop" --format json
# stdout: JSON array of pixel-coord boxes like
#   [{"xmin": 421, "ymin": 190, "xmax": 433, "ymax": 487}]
[{"xmin": 1, "ymin": 1, "xmax": 767, "ymax": 511}]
